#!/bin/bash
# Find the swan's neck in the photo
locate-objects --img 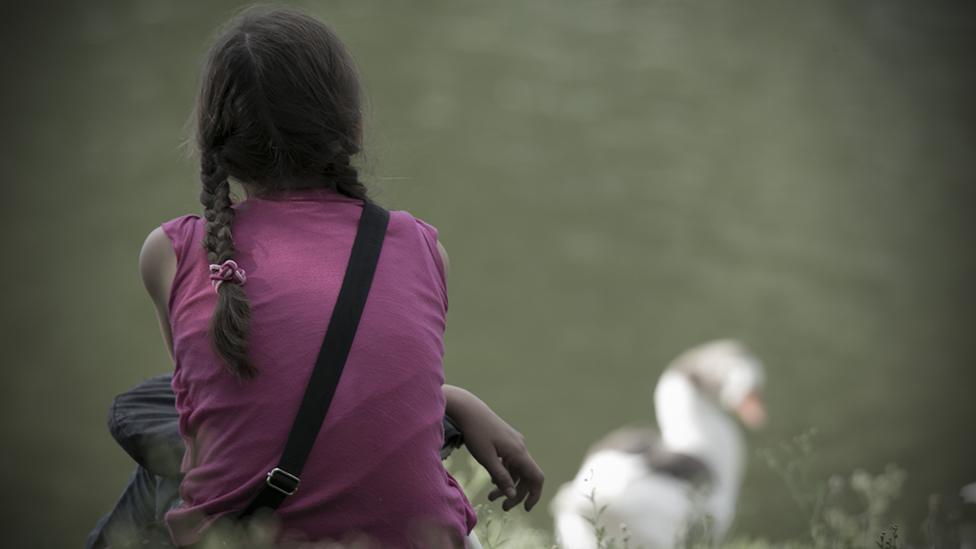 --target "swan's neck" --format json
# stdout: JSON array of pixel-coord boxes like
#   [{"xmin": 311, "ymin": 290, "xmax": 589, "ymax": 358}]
[{"xmin": 654, "ymin": 370, "xmax": 745, "ymax": 511}]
